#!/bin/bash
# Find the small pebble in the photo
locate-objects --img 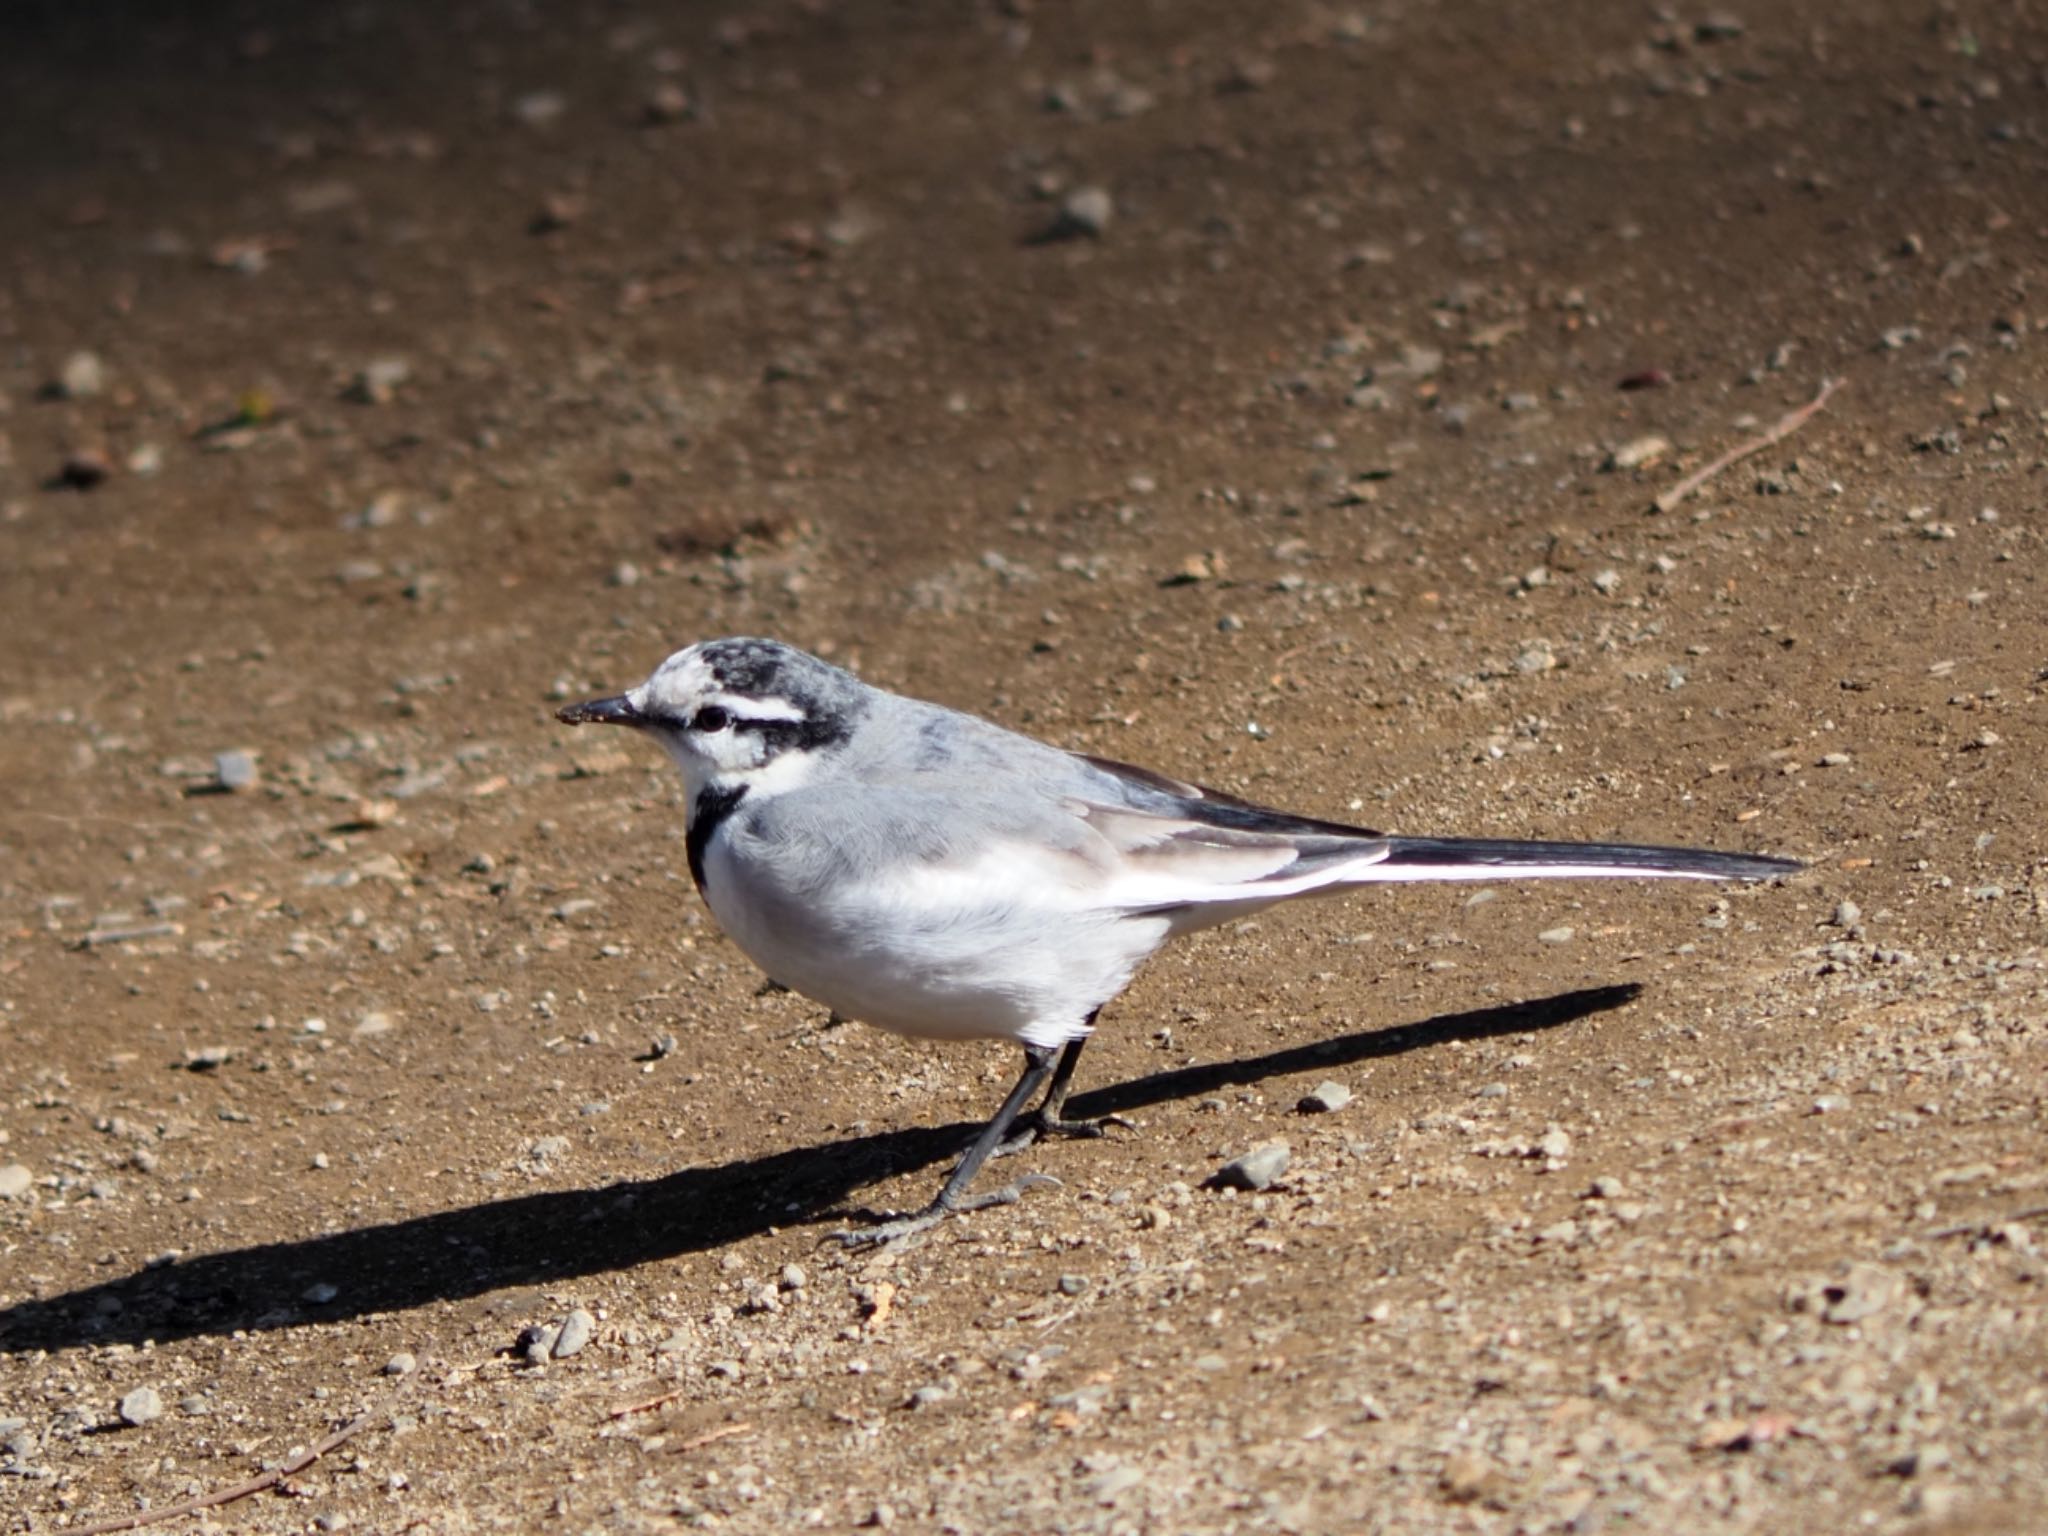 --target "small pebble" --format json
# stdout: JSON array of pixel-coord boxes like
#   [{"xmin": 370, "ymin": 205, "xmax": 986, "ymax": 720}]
[
  {"xmin": 1090, "ymin": 1464, "xmax": 1146, "ymax": 1502},
  {"xmin": 57, "ymin": 350, "xmax": 107, "ymax": 398},
  {"xmin": 383, "ymin": 1352, "xmax": 418, "ymax": 1377},
  {"xmin": 213, "ymin": 750, "xmax": 259, "ymax": 792},
  {"xmin": 118, "ymin": 1387, "xmax": 163, "ymax": 1427},
  {"xmin": 1606, "ymin": 434, "xmax": 1670, "ymax": 471},
  {"xmin": 553, "ymin": 1307, "xmax": 596, "ymax": 1358},
  {"xmin": 0, "ymin": 1164, "xmax": 31, "ymax": 1200},
  {"xmin": 513, "ymin": 90, "xmax": 567, "ymax": 127},
  {"xmin": 350, "ymin": 357, "xmax": 411, "ymax": 405},
  {"xmin": 1210, "ymin": 1140, "xmax": 1291, "ymax": 1191},
  {"xmin": 1297, "ymin": 1080, "xmax": 1352, "ymax": 1114},
  {"xmin": 1820, "ymin": 1262, "xmax": 1899, "ymax": 1324},
  {"xmin": 1054, "ymin": 186, "xmax": 1114, "ymax": 238},
  {"xmin": 517, "ymin": 1323, "xmax": 559, "ymax": 1364},
  {"xmin": 644, "ymin": 82, "xmax": 694, "ymax": 123},
  {"xmin": 1440, "ymin": 1450, "xmax": 1503, "ymax": 1503},
  {"xmin": 353, "ymin": 490, "xmax": 402, "ymax": 528},
  {"xmin": 1537, "ymin": 926, "xmax": 1575, "ymax": 944},
  {"xmin": 1831, "ymin": 900, "xmax": 1862, "ymax": 928}
]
